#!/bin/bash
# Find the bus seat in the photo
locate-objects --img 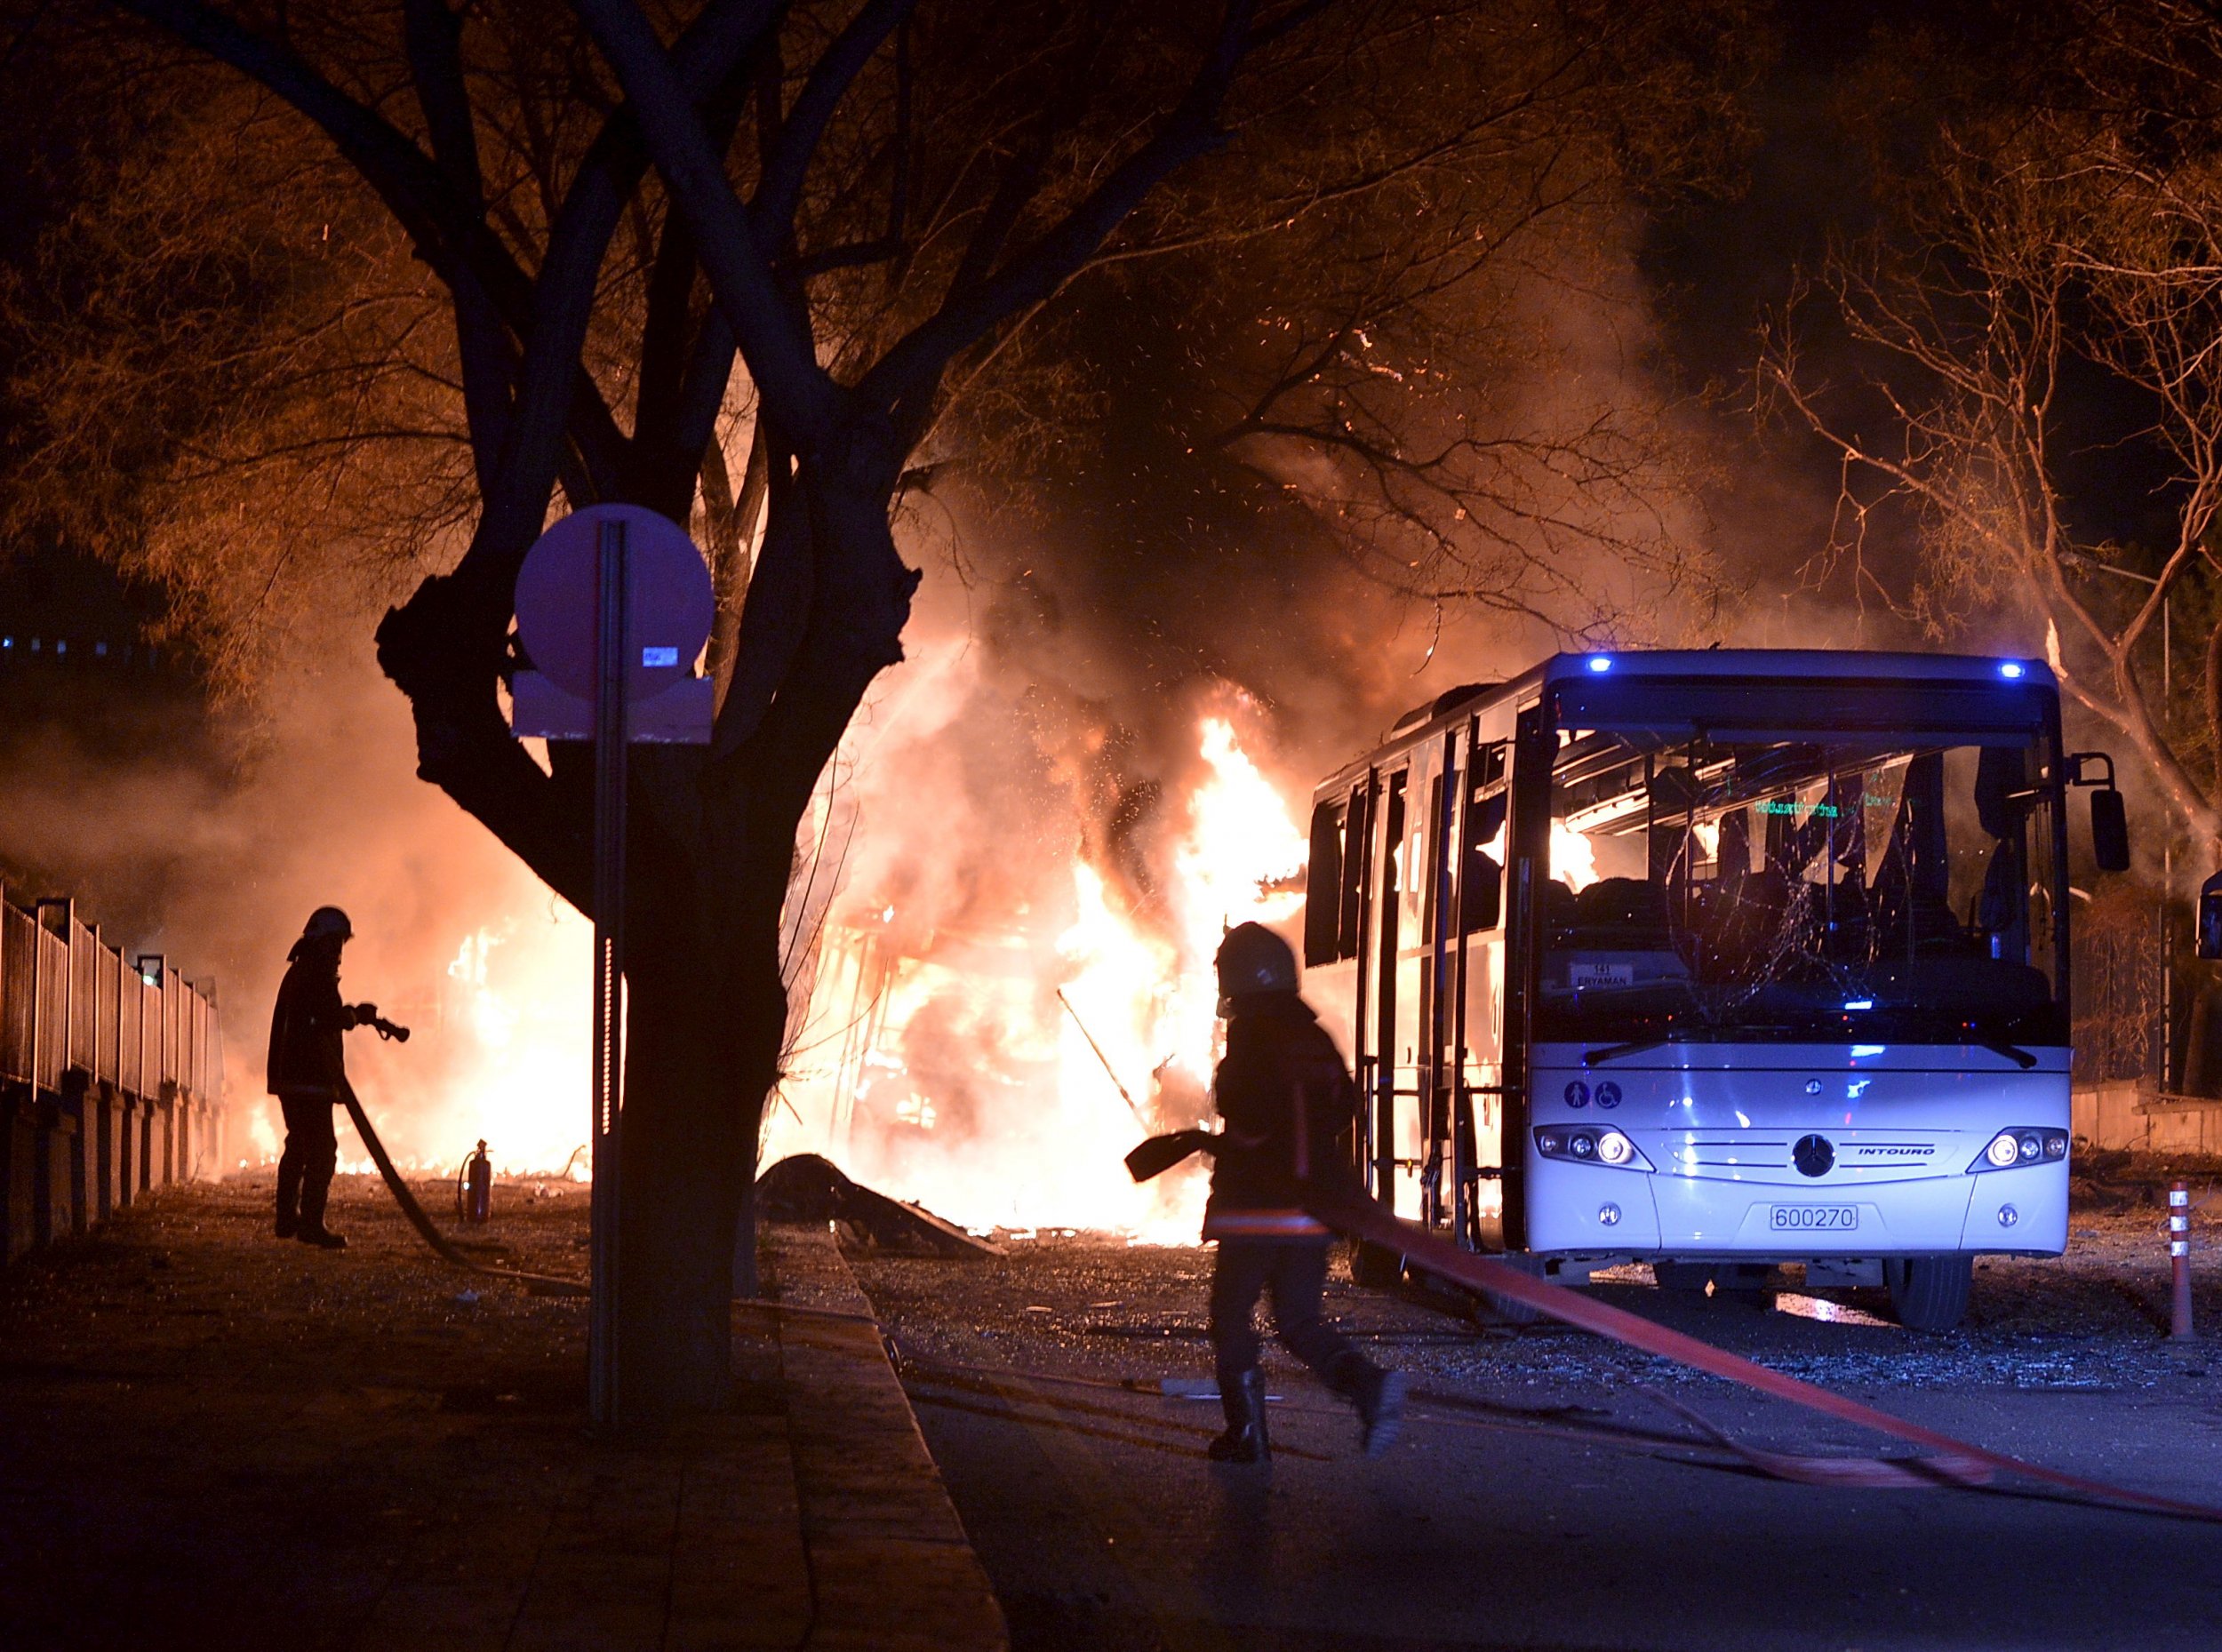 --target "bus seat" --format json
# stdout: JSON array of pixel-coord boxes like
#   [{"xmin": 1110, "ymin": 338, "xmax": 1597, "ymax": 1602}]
[
  {"xmin": 1805, "ymin": 877, "xmax": 1870, "ymax": 958},
  {"xmin": 1571, "ymin": 877, "xmax": 1674, "ymax": 949},
  {"xmin": 1692, "ymin": 866, "xmax": 1789, "ymax": 981}
]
